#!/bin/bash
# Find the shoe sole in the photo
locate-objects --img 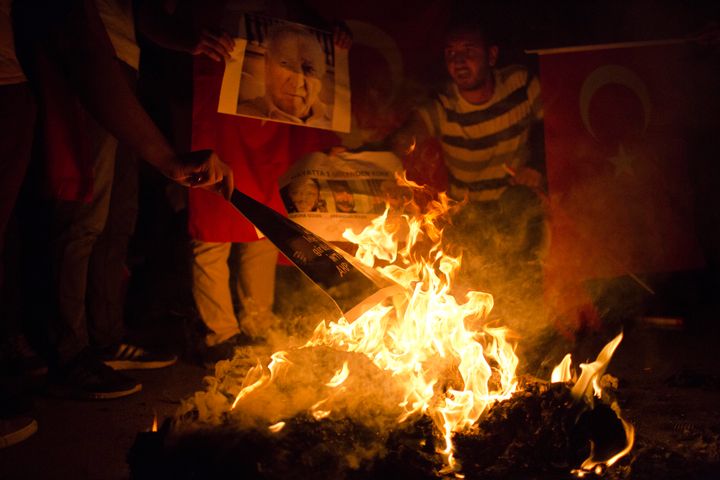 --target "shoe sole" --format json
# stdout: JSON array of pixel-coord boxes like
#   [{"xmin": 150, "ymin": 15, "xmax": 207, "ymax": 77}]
[
  {"xmin": 103, "ymin": 358, "xmax": 178, "ymax": 370},
  {"xmin": 0, "ymin": 419, "xmax": 38, "ymax": 449},
  {"xmin": 47, "ymin": 382, "xmax": 142, "ymax": 400}
]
